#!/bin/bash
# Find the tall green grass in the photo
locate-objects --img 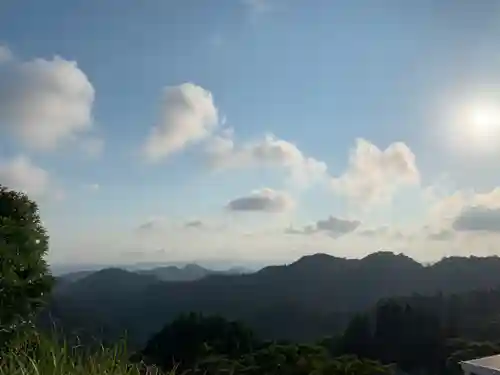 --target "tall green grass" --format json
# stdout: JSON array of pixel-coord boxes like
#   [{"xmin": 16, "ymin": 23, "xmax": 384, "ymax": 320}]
[{"xmin": 0, "ymin": 331, "xmax": 164, "ymax": 375}]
